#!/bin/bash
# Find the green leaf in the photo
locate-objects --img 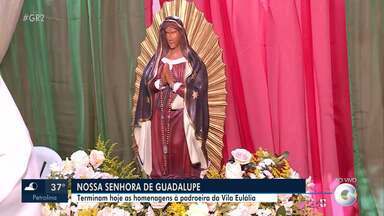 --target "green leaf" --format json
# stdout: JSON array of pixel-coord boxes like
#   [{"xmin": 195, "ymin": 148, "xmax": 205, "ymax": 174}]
[
  {"xmin": 95, "ymin": 136, "xmax": 140, "ymax": 179},
  {"xmin": 276, "ymin": 206, "xmax": 286, "ymax": 216}
]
